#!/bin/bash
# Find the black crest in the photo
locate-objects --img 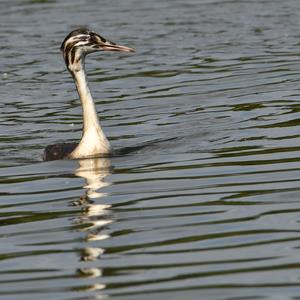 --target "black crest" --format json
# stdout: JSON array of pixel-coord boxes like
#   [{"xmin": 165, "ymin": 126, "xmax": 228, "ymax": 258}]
[{"xmin": 60, "ymin": 27, "xmax": 90, "ymax": 51}]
